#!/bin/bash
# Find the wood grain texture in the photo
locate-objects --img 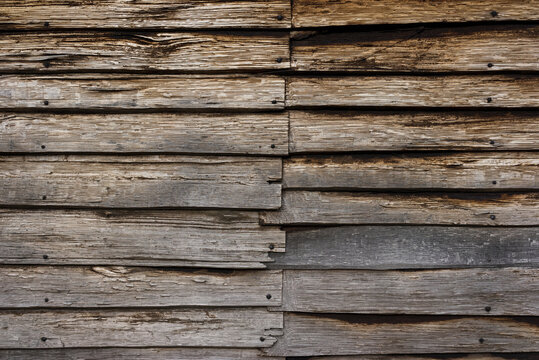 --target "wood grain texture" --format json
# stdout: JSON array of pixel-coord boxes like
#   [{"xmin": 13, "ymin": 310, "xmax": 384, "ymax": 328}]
[
  {"xmin": 0, "ymin": 75, "xmax": 284, "ymax": 110},
  {"xmin": 292, "ymin": 25, "xmax": 538, "ymax": 72},
  {"xmin": 250, "ymin": 355, "xmax": 537, "ymax": 360},
  {"xmin": 260, "ymin": 191, "xmax": 539, "ymax": 225},
  {"xmin": 0, "ymin": 155, "xmax": 282, "ymax": 209},
  {"xmin": 283, "ymin": 153, "xmax": 538, "ymax": 190},
  {"xmin": 0, "ymin": 113, "xmax": 289, "ymax": 155},
  {"xmin": 0, "ymin": 1, "xmax": 291, "ymax": 29},
  {"xmin": 0, "ymin": 209, "xmax": 284, "ymax": 268},
  {"xmin": 292, "ymin": 0, "xmax": 539, "ymax": 27},
  {"xmin": 0, "ymin": 308, "xmax": 283, "ymax": 348},
  {"xmin": 270, "ymin": 226, "xmax": 539, "ymax": 269},
  {"xmin": 266, "ymin": 313, "xmax": 539, "ymax": 356},
  {"xmin": 289, "ymin": 111, "xmax": 539, "ymax": 152},
  {"xmin": 0, "ymin": 267, "xmax": 282, "ymax": 308},
  {"xmin": 286, "ymin": 76, "xmax": 539, "ymax": 108},
  {"xmin": 281, "ymin": 268, "xmax": 538, "ymax": 315}
]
